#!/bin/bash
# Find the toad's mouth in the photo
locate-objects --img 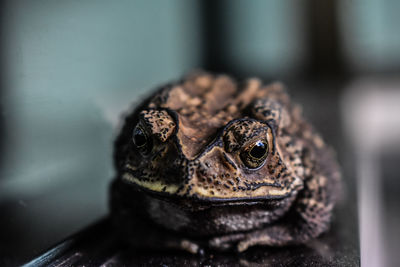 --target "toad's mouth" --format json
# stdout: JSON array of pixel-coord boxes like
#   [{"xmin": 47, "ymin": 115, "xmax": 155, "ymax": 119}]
[{"xmin": 121, "ymin": 171, "xmax": 302, "ymax": 205}]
